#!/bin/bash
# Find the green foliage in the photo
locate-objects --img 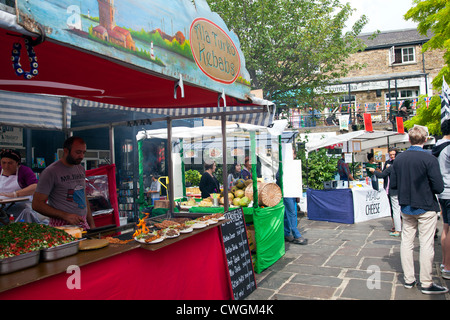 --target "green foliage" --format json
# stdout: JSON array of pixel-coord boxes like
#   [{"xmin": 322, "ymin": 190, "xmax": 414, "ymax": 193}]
[
  {"xmin": 404, "ymin": 95, "xmax": 442, "ymax": 135},
  {"xmin": 206, "ymin": 0, "xmax": 369, "ymax": 108},
  {"xmin": 185, "ymin": 169, "xmax": 201, "ymax": 186},
  {"xmin": 405, "ymin": 0, "xmax": 450, "ymax": 89},
  {"xmin": 297, "ymin": 147, "xmax": 337, "ymax": 190}
]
